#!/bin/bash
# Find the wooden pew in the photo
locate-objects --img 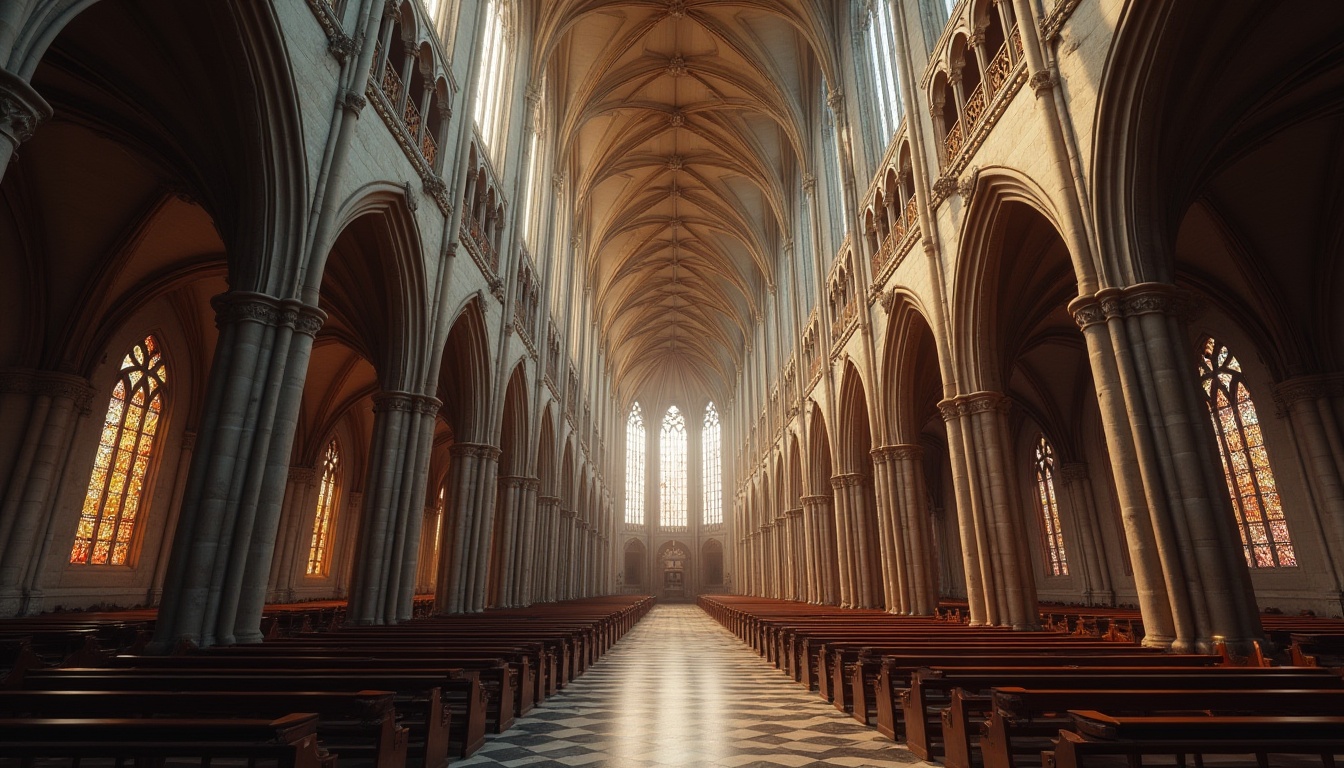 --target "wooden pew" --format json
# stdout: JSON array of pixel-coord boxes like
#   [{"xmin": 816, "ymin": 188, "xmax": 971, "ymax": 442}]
[
  {"xmin": 900, "ymin": 666, "xmax": 1344, "ymax": 759},
  {"xmin": 0, "ymin": 712, "xmax": 330, "ymax": 767},
  {"xmin": 20, "ymin": 669, "xmax": 465, "ymax": 762},
  {"xmin": 1044, "ymin": 711, "xmax": 1344, "ymax": 768},
  {"xmin": 980, "ymin": 687, "xmax": 1344, "ymax": 768},
  {"xmin": 0, "ymin": 689, "xmax": 405, "ymax": 768}
]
